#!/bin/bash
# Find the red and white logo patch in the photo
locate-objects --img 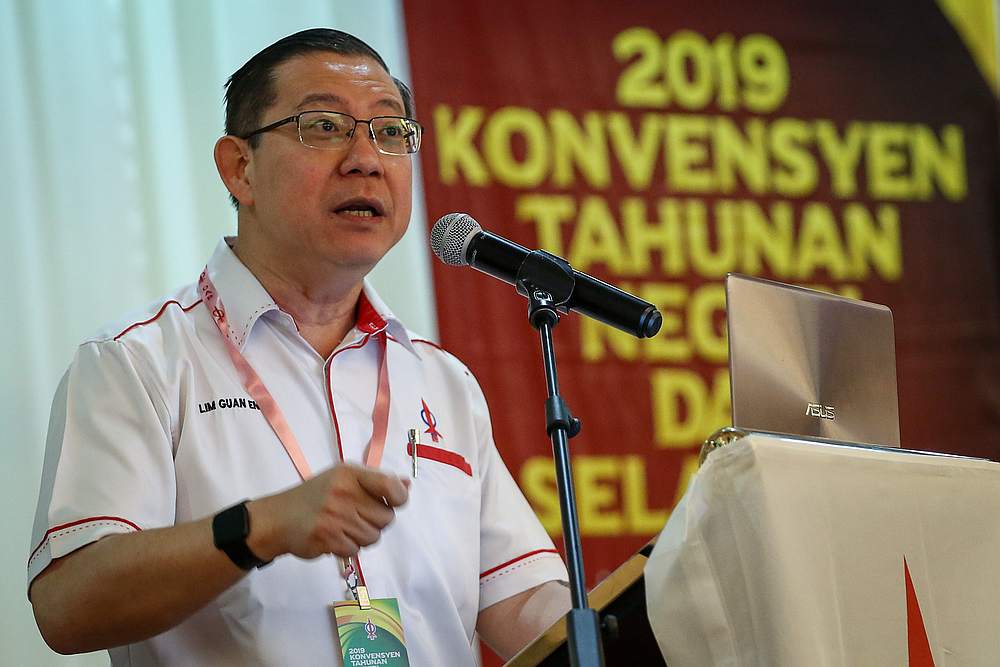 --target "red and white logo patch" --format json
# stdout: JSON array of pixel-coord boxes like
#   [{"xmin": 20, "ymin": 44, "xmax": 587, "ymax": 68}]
[{"xmin": 420, "ymin": 399, "xmax": 443, "ymax": 443}]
